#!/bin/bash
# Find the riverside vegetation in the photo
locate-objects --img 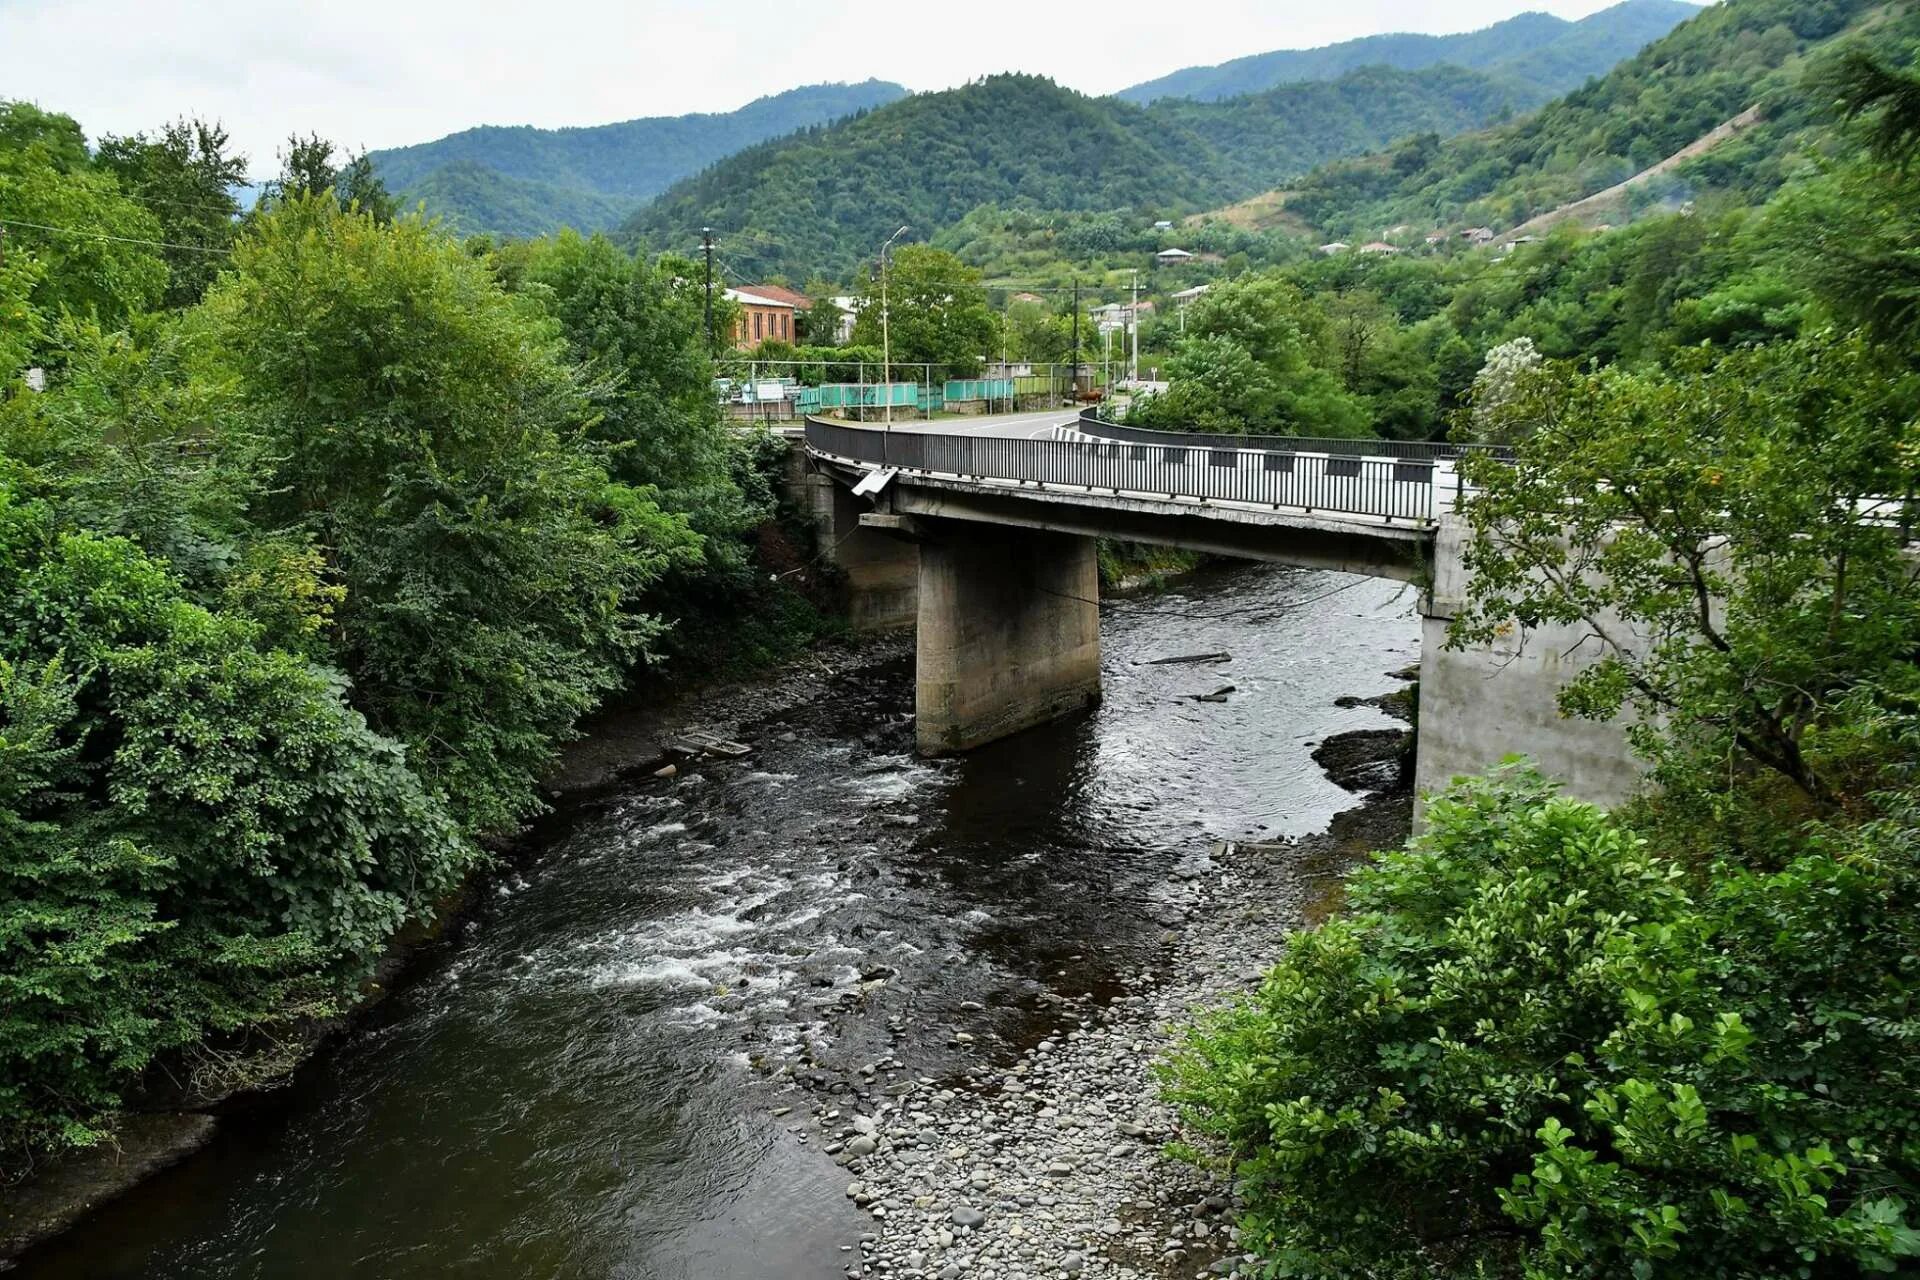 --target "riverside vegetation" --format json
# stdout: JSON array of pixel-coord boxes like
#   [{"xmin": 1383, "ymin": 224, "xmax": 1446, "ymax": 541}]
[
  {"xmin": 0, "ymin": 107, "xmax": 829, "ymax": 1170},
  {"xmin": 6, "ymin": 5, "xmax": 1920, "ymax": 1278},
  {"xmin": 1160, "ymin": 46, "xmax": 1920, "ymax": 1280}
]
